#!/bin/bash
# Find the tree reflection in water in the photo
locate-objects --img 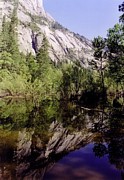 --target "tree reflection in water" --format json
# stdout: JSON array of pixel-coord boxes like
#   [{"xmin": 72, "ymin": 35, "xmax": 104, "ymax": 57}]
[
  {"xmin": 0, "ymin": 98, "xmax": 123, "ymax": 179},
  {"xmin": 93, "ymin": 108, "xmax": 124, "ymax": 178}
]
